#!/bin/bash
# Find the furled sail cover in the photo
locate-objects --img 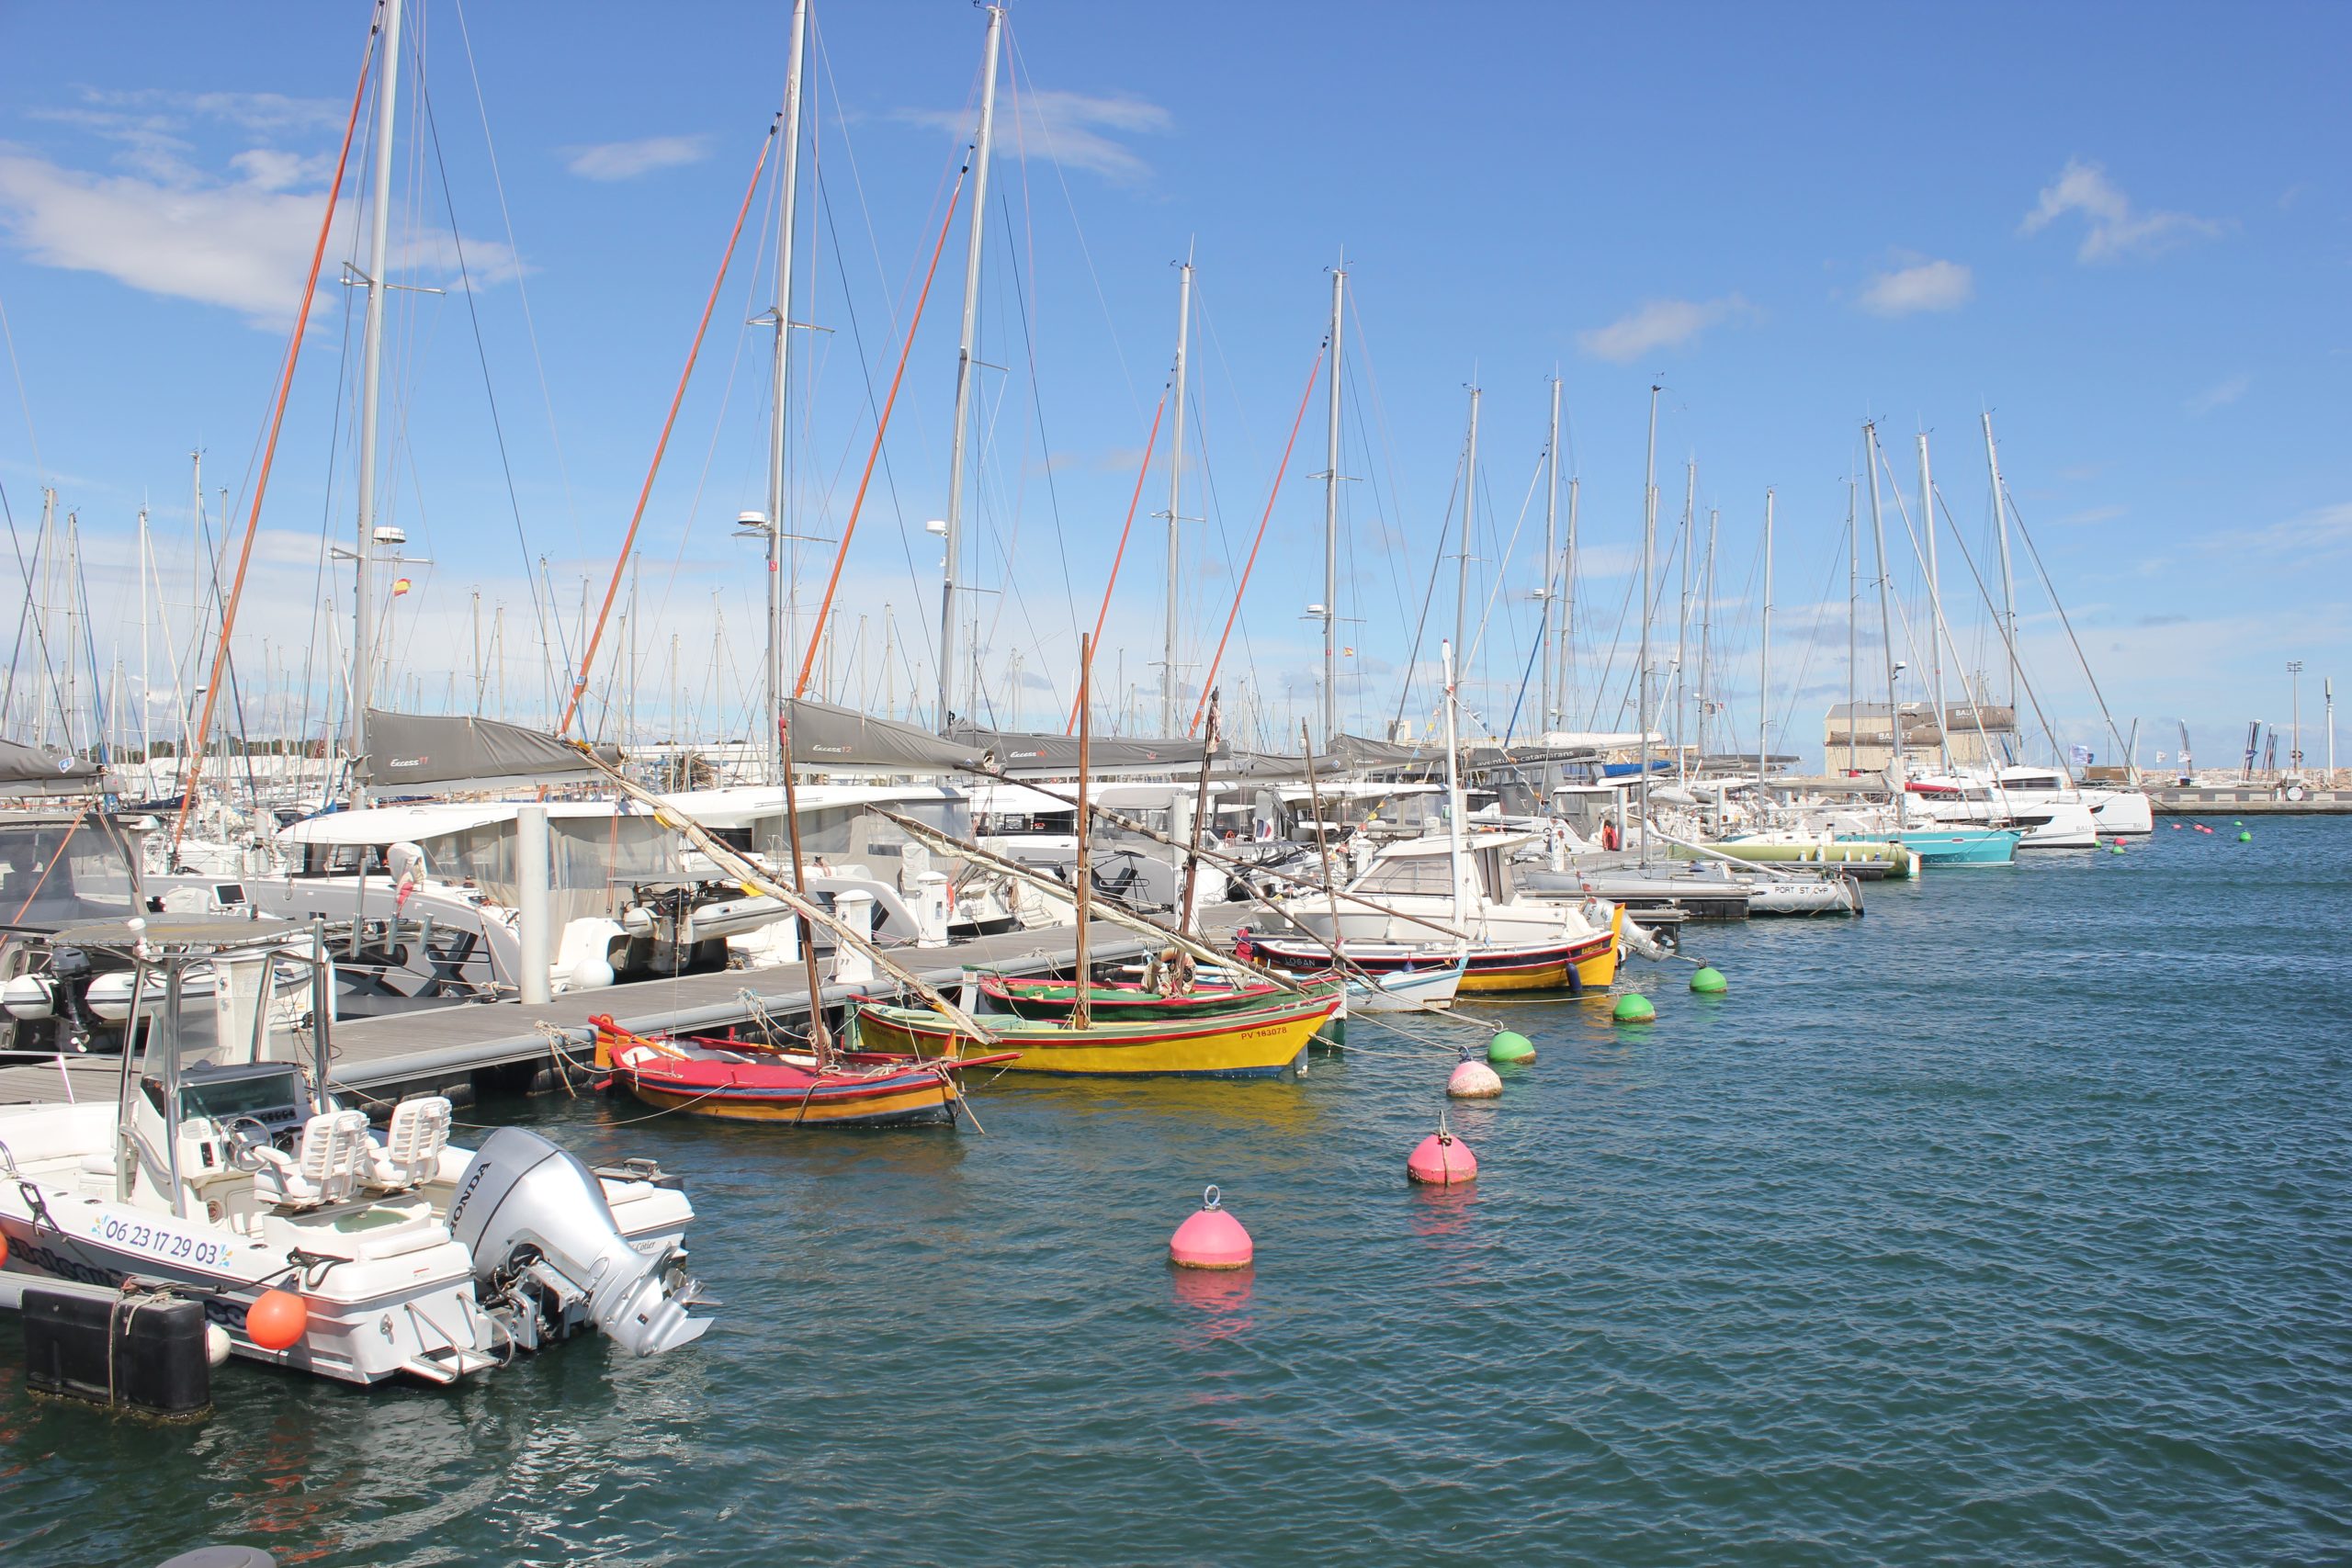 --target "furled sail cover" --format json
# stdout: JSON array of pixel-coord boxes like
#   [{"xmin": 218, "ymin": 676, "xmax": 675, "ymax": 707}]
[
  {"xmin": 945, "ymin": 722, "xmax": 1206, "ymax": 774},
  {"xmin": 356, "ymin": 709, "xmax": 619, "ymax": 789},
  {"xmin": 1327, "ymin": 732, "xmax": 1437, "ymax": 769},
  {"xmin": 0, "ymin": 737, "xmax": 101, "ymax": 797},
  {"xmin": 785, "ymin": 698, "xmax": 984, "ymax": 771}
]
